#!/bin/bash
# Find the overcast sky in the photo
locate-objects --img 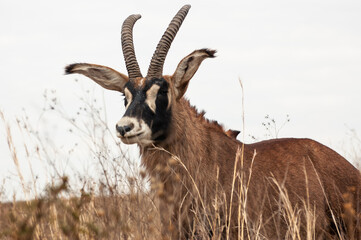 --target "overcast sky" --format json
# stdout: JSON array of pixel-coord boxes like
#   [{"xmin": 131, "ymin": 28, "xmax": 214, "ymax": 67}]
[{"xmin": 1, "ymin": 0, "xmax": 360, "ymax": 197}]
